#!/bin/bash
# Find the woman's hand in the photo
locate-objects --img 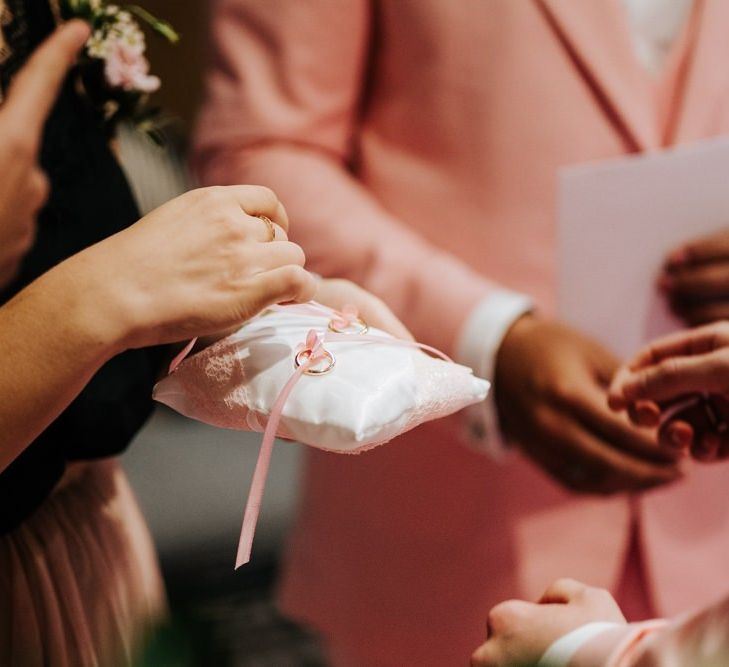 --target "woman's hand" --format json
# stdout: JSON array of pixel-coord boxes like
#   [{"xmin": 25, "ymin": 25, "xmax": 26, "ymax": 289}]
[
  {"xmin": 0, "ymin": 184, "xmax": 313, "ymax": 468},
  {"xmin": 609, "ymin": 322, "xmax": 729, "ymax": 461},
  {"xmin": 65, "ymin": 185, "xmax": 317, "ymax": 352},
  {"xmin": 661, "ymin": 229, "xmax": 729, "ymax": 325},
  {"xmin": 313, "ymin": 278, "xmax": 413, "ymax": 340},
  {"xmin": 0, "ymin": 20, "xmax": 90, "ymax": 287},
  {"xmin": 471, "ymin": 579, "xmax": 626, "ymax": 667}
]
